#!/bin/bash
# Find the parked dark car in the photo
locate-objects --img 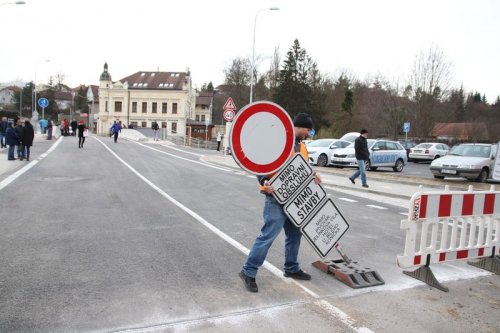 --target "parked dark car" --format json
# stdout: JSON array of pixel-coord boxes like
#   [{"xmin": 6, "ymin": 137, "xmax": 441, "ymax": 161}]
[{"xmin": 399, "ymin": 141, "xmax": 417, "ymax": 161}]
